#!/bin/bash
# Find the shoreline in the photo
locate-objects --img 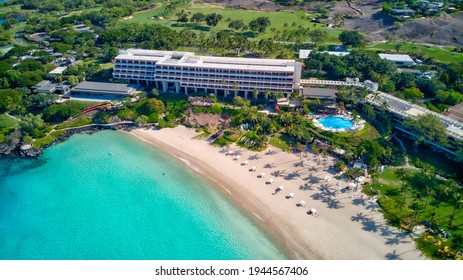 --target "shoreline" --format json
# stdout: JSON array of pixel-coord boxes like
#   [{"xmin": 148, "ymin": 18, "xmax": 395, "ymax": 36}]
[
  {"xmin": 130, "ymin": 129, "xmax": 309, "ymax": 259},
  {"xmin": 130, "ymin": 126, "xmax": 424, "ymax": 260}
]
